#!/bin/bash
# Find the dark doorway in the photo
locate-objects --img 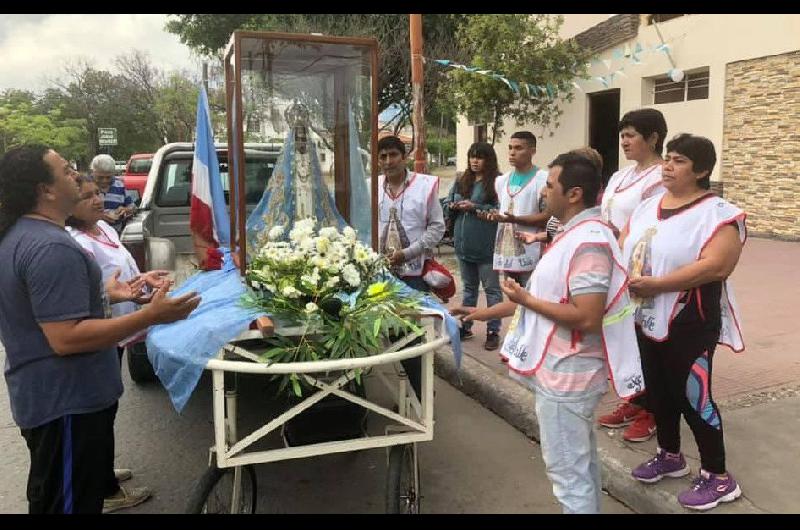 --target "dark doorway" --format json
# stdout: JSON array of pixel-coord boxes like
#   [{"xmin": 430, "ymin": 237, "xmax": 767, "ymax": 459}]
[{"xmin": 588, "ymin": 89, "xmax": 620, "ymax": 187}]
